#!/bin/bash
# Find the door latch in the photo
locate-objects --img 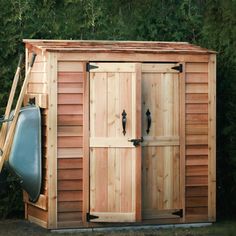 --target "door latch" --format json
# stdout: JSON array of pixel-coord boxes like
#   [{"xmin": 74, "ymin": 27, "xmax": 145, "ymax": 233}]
[{"xmin": 128, "ymin": 137, "xmax": 144, "ymax": 147}]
